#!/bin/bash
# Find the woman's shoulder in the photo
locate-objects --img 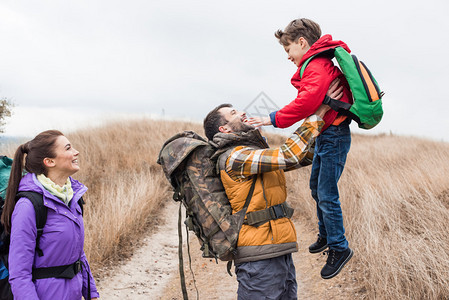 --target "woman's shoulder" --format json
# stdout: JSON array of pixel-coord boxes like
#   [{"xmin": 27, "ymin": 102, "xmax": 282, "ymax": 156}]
[
  {"xmin": 12, "ymin": 196, "xmax": 37, "ymax": 225},
  {"xmin": 18, "ymin": 172, "xmax": 37, "ymax": 187}
]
